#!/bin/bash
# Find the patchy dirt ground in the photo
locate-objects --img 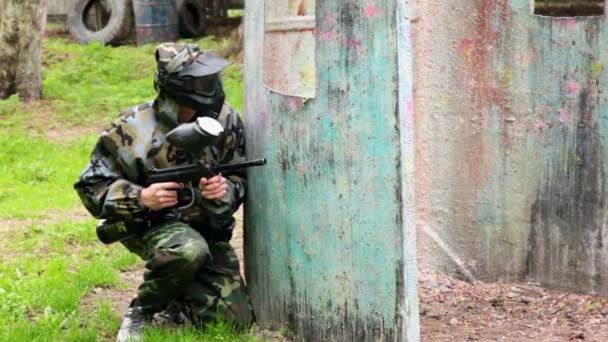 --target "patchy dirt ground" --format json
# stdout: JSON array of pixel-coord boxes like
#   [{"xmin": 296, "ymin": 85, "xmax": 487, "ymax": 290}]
[
  {"xmin": 419, "ymin": 272, "xmax": 608, "ymax": 341},
  {"xmin": 80, "ymin": 266, "xmax": 143, "ymax": 321},
  {"xmin": 0, "ymin": 207, "xmax": 90, "ymax": 232},
  {"xmin": 234, "ymin": 218, "xmax": 607, "ymax": 341}
]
